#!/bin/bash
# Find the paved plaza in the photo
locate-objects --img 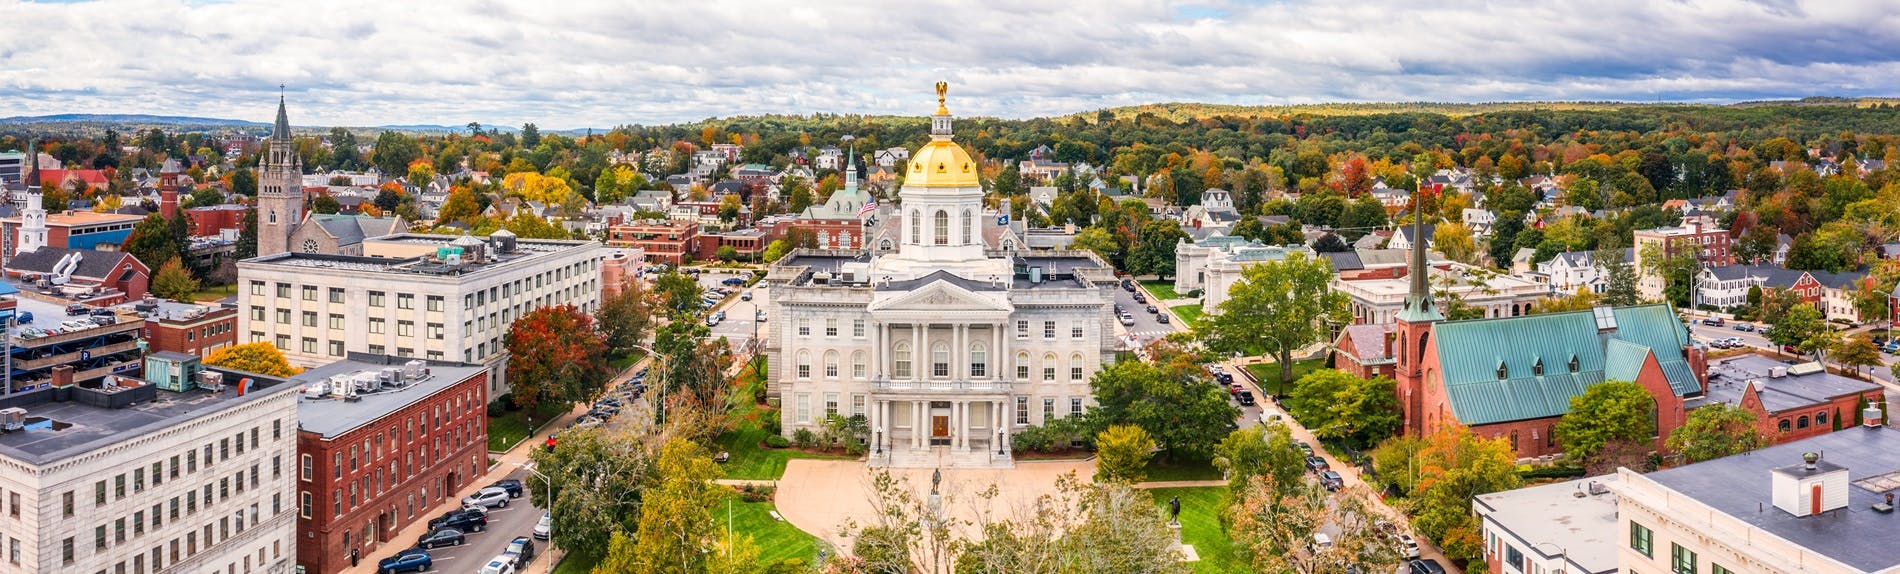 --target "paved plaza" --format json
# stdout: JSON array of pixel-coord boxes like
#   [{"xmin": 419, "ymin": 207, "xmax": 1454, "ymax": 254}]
[{"xmin": 774, "ymin": 458, "xmax": 1097, "ymax": 551}]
